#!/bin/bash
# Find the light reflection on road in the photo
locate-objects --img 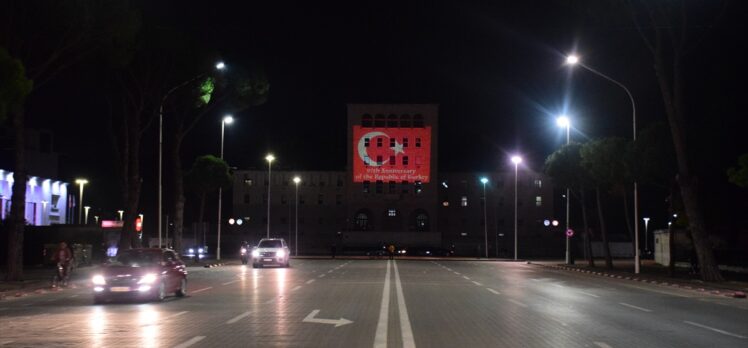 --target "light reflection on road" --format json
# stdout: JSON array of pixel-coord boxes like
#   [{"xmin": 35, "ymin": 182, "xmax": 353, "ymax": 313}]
[{"xmin": 138, "ymin": 304, "xmax": 160, "ymax": 348}]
